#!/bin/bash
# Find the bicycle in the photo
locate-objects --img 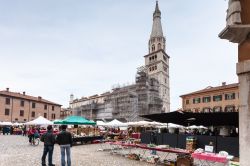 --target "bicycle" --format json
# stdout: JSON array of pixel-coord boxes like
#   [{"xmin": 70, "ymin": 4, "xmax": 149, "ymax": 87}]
[
  {"xmin": 29, "ymin": 135, "xmax": 40, "ymax": 146},
  {"xmin": 32, "ymin": 137, "xmax": 40, "ymax": 146}
]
